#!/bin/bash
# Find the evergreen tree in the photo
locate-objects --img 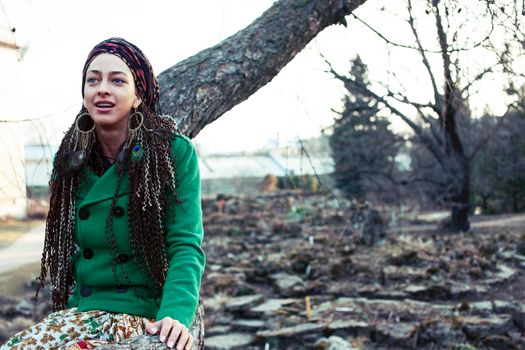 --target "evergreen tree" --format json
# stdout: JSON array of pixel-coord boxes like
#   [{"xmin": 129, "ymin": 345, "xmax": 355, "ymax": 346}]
[{"xmin": 329, "ymin": 56, "xmax": 400, "ymax": 201}]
